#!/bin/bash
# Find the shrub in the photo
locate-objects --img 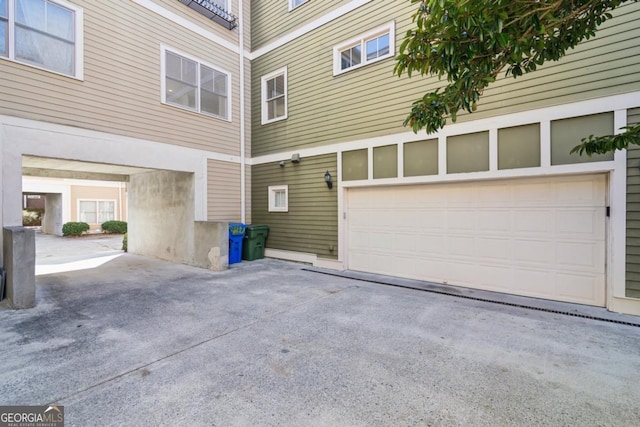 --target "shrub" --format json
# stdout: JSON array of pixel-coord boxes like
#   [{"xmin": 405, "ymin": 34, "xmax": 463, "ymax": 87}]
[
  {"xmin": 62, "ymin": 222, "xmax": 90, "ymax": 237},
  {"xmin": 122, "ymin": 233, "xmax": 128, "ymax": 252},
  {"xmin": 102, "ymin": 220, "xmax": 127, "ymax": 234},
  {"xmin": 22, "ymin": 209, "xmax": 44, "ymax": 226}
]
